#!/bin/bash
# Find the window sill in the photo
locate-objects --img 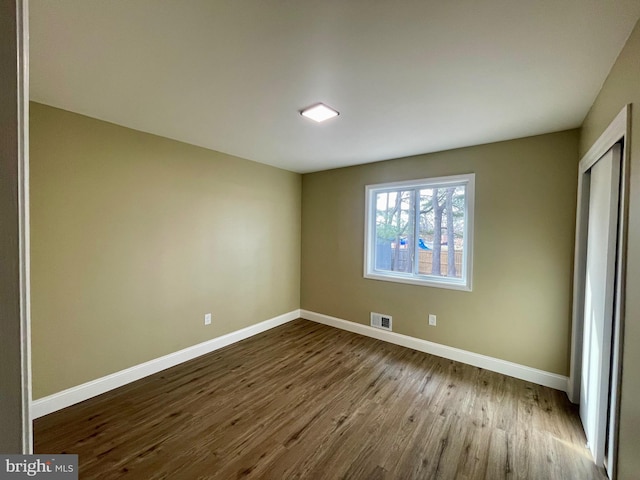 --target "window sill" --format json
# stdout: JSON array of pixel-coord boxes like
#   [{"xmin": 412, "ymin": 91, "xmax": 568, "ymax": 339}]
[{"xmin": 364, "ymin": 271, "xmax": 472, "ymax": 291}]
